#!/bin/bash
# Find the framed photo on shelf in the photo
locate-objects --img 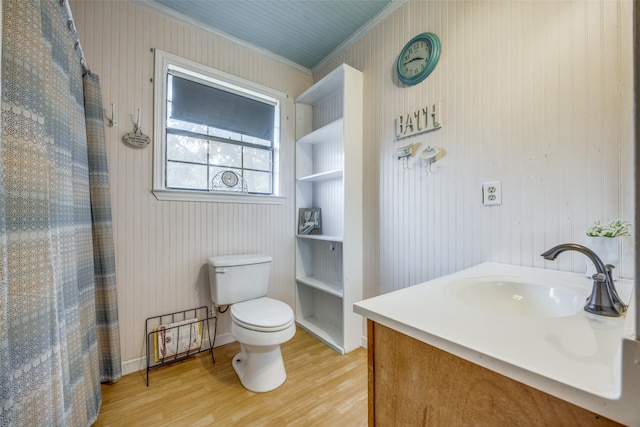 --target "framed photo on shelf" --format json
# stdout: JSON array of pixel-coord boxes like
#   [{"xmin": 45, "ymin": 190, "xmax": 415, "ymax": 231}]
[{"xmin": 298, "ymin": 208, "xmax": 322, "ymax": 235}]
